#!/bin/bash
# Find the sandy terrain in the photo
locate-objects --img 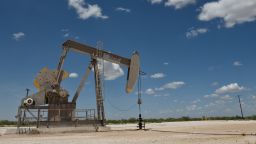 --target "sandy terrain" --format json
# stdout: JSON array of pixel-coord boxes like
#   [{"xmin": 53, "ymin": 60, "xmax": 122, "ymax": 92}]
[{"xmin": 1, "ymin": 120, "xmax": 256, "ymax": 144}]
